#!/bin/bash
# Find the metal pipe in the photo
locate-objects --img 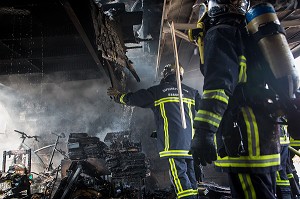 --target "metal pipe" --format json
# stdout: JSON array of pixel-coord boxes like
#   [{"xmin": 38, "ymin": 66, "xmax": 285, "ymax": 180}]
[{"xmin": 169, "ymin": 21, "xmax": 187, "ymax": 129}]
